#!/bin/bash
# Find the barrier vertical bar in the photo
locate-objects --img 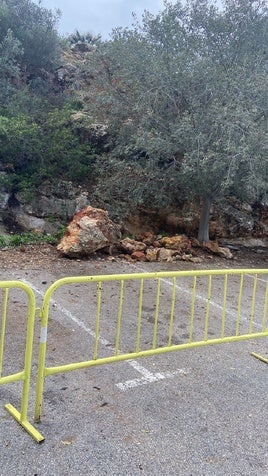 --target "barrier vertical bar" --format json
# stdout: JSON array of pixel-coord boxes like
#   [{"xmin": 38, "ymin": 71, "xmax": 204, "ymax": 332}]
[
  {"xmin": 93, "ymin": 281, "xmax": 102, "ymax": 360},
  {"xmin": 136, "ymin": 278, "xmax": 144, "ymax": 353},
  {"xmin": 204, "ymin": 274, "xmax": 212, "ymax": 341},
  {"xmin": 115, "ymin": 280, "xmax": 124, "ymax": 355},
  {"xmin": 152, "ymin": 278, "xmax": 161, "ymax": 349},
  {"xmin": 261, "ymin": 281, "xmax": 268, "ymax": 331},
  {"xmin": 236, "ymin": 274, "xmax": 244, "ymax": 336},
  {"xmin": 189, "ymin": 276, "xmax": 197, "ymax": 343},
  {"xmin": 221, "ymin": 275, "xmax": 228, "ymax": 338},
  {"xmin": 249, "ymin": 274, "xmax": 257, "ymax": 333},
  {"xmin": 167, "ymin": 277, "xmax": 176, "ymax": 346},
  {"xmin": 0, "ymin": 281, "xmax": 44, "ymax": 442},
  {"xmin": 34, "ymin": 283, "xmax": 51, "ymax": 423},
  {"xmin": 0, "ymin": 289, "xmax": 8, "ymax": 377}
]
